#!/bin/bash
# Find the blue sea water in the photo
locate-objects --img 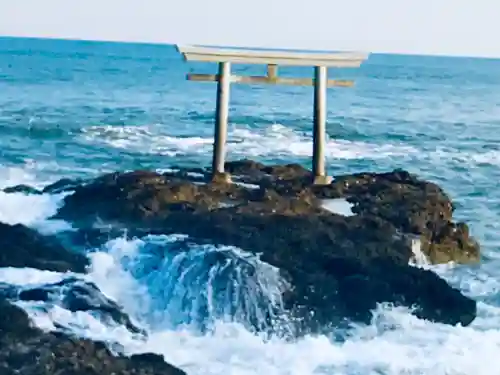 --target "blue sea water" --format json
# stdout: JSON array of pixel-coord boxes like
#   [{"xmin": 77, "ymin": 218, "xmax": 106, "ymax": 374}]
[{"xmin": 1, "ymin": 36, "xmax": 500, "ymax": 374}]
